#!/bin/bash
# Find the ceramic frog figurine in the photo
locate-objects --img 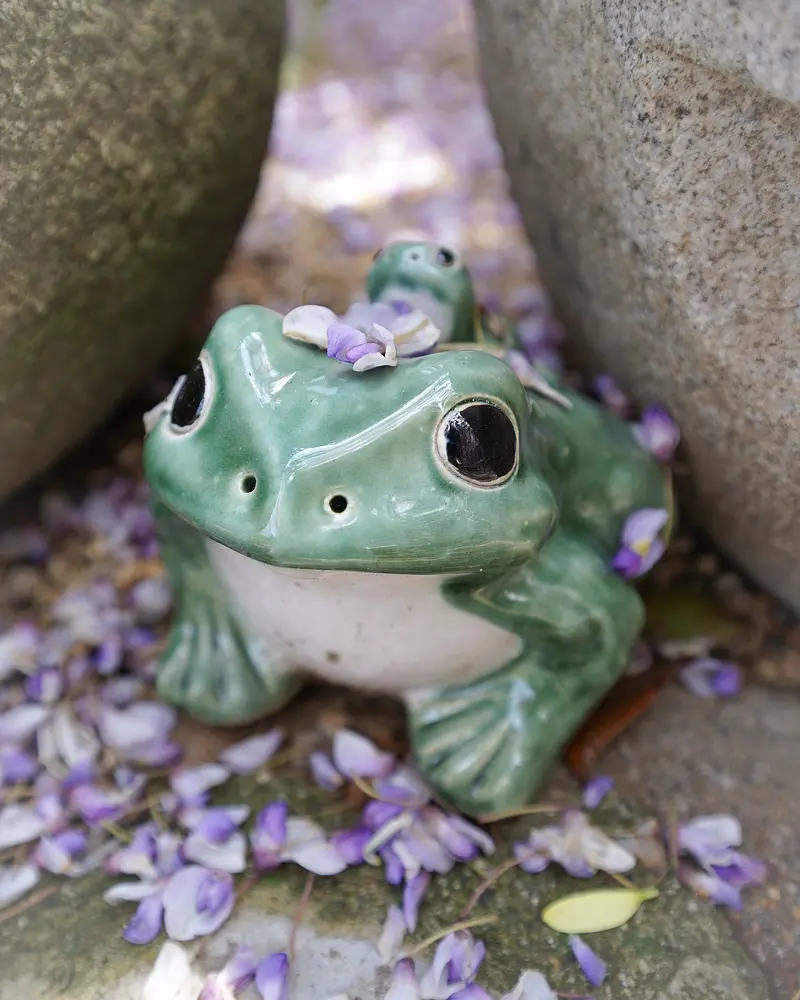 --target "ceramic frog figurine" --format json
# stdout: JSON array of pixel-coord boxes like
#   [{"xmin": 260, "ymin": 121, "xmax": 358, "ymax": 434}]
[{"xmin": 143, "ymin": 246, "xmax": 672, "ymax": 816}]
